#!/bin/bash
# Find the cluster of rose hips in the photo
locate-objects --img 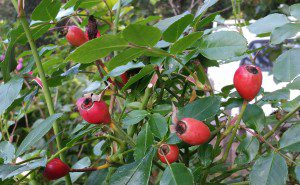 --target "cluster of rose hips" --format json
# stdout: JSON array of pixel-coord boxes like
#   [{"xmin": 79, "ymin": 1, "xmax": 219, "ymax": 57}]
[
  {"xmin": 43, "ymin": 25, "xmax": 263, "ymax": 180},
  {"xmin": 158, "ymin": 64, "xmax": 262, "ymax": 164}
]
